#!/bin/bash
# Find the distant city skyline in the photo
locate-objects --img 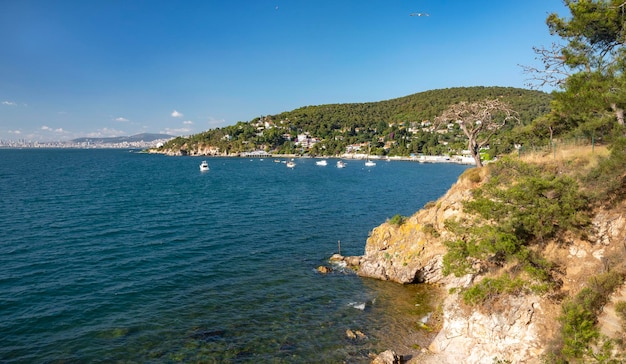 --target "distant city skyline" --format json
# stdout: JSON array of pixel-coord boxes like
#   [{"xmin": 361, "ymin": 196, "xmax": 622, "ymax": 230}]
[{"xmin": 1, "ymin": 0, "xmax": 567, "ymax": 142}]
